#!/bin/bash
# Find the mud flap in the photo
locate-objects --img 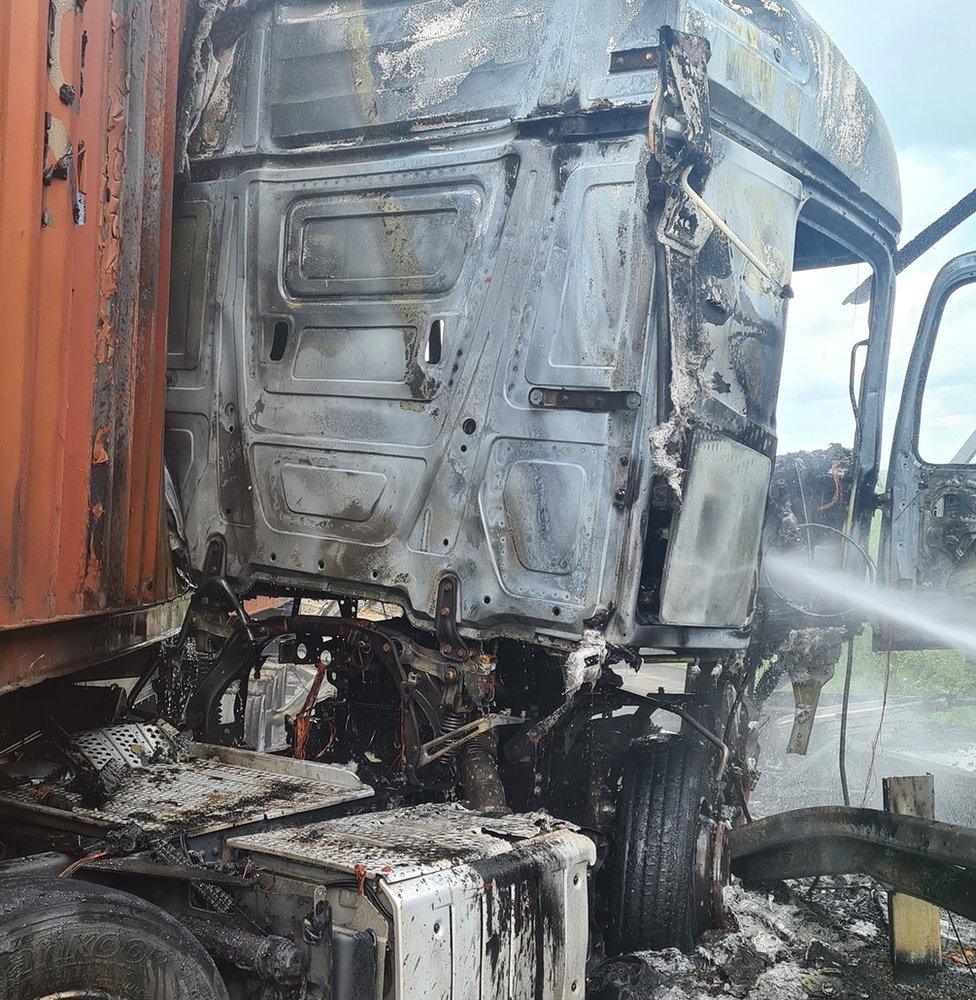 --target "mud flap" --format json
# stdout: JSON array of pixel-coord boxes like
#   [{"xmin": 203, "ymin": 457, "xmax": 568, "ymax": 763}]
[{"xmin": 332, "ymin": 928, "xmax": 377, "ymax": 1000}]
